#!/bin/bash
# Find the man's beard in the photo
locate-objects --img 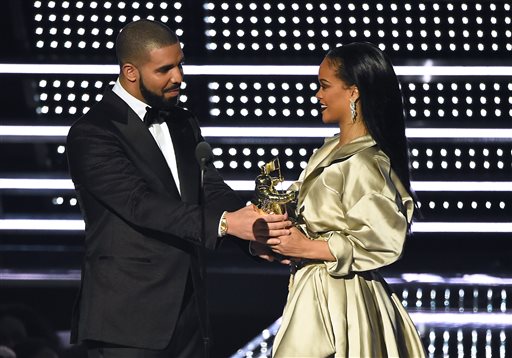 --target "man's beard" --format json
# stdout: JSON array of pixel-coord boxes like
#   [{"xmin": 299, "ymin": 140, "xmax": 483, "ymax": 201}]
[{"xmin": 139, "ymin": 76, "xmax": 180, "ymax": 110}]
